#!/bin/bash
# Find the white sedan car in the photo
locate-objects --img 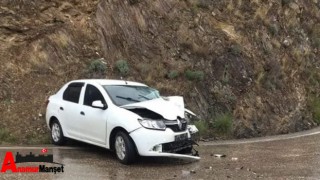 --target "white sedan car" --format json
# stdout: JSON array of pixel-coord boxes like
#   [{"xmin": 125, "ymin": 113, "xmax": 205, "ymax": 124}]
[{"xmin": 46, "ymin": 79, "xmax": 200, "ymax": 164}]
